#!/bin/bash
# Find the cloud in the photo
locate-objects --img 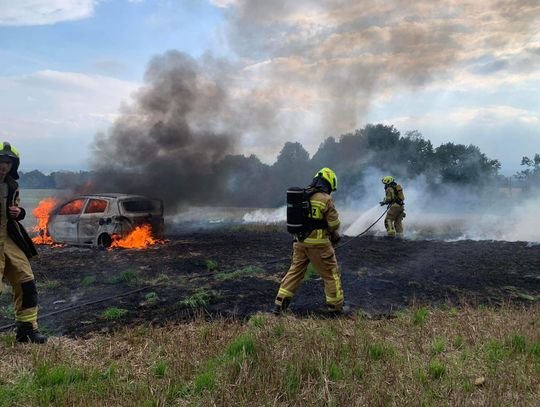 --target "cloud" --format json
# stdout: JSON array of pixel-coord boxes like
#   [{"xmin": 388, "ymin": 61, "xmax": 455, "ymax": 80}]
[
  {"xmin": 0, "ymin": 0, "xmax": 97, "ymax": 26},
  {"xmin": 206, "ymin": 0, "xmax": 540, "ymax": 164},
  {"xmin": 0, "ymin": 70, "xmax": 139, "ymax": 169}
]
